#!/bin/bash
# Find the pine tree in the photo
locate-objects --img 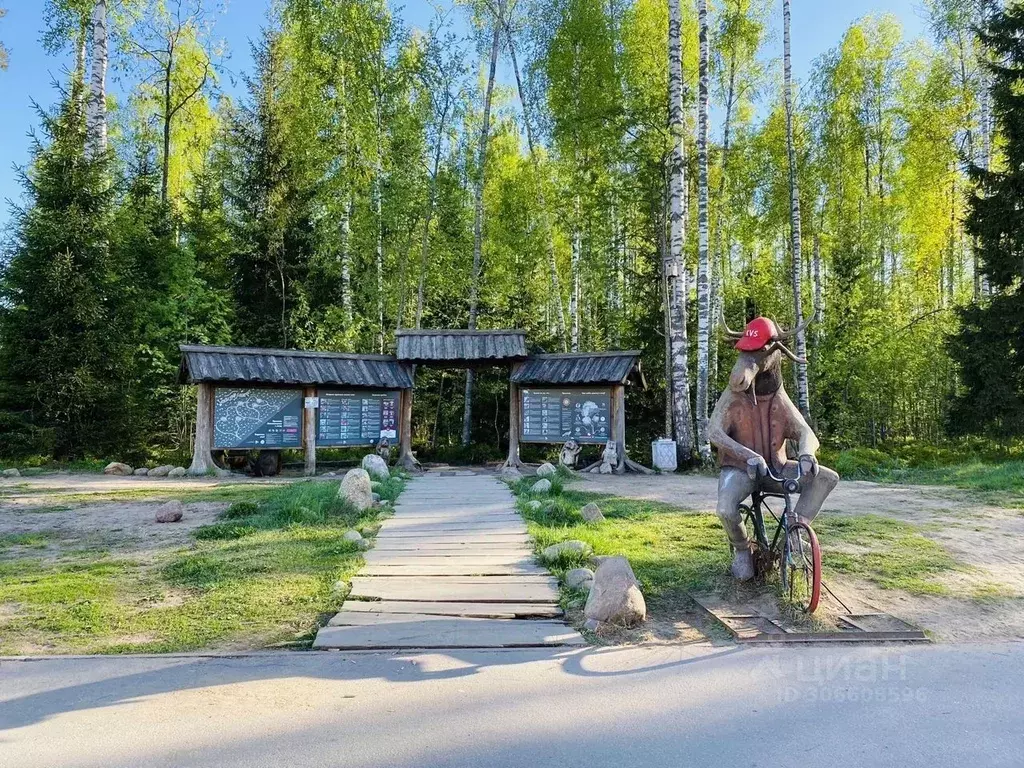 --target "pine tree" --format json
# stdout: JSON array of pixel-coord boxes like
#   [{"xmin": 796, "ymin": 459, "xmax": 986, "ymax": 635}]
[{"xmin": 950, "ymin": 3, "xmax": 1024, "ymax": 437}]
